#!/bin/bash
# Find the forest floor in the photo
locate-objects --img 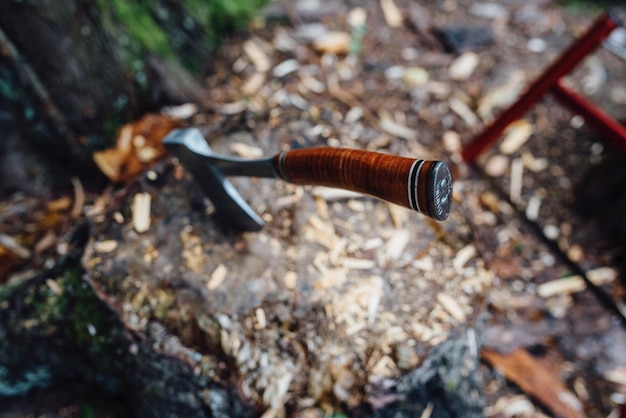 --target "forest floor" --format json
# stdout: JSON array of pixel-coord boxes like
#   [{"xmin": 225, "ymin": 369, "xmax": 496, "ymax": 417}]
[{"xmin": 2, "ymin": 0, "xmax": 626, "ymax": 417}]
